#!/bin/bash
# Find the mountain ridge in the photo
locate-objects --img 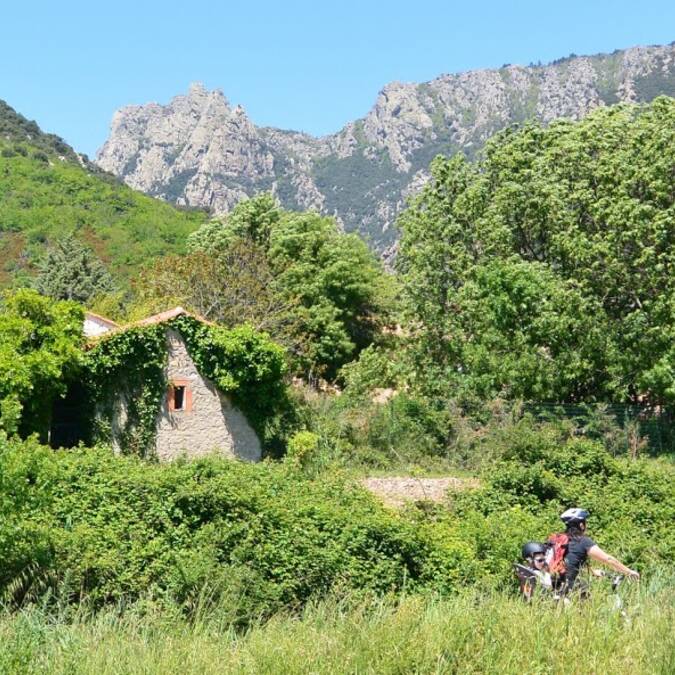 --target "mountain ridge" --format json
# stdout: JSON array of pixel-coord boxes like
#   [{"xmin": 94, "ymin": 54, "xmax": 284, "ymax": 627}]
[{"xmin": 96, "ymin": 42, "xmax": 675, "ymax": 251}]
